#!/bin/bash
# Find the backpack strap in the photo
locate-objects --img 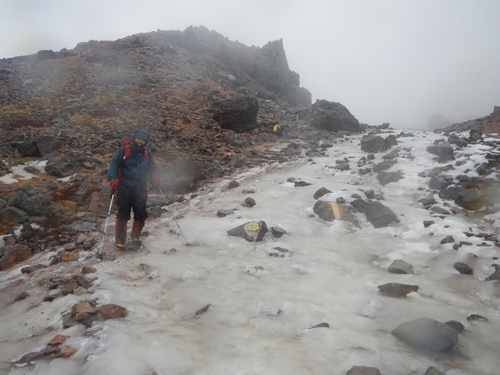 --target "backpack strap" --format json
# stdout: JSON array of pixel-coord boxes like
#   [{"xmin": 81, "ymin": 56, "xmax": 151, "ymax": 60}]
[
  {"xmin": 123, "ymin": 144, "xmax": 131, "ymax": 160},
  {"xmin": 122, "ymin": 144, "xmax": 149, "ymax": 161}
]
